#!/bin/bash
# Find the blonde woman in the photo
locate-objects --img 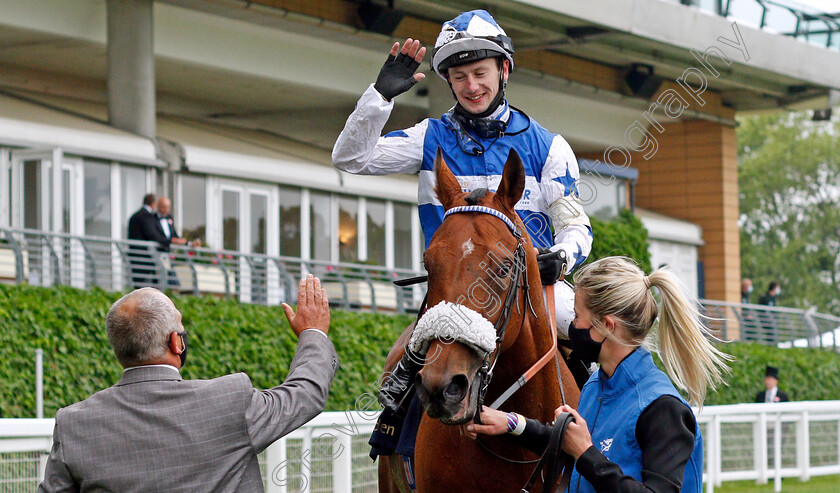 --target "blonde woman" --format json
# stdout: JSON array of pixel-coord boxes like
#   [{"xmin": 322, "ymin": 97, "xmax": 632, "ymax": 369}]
[{"xmin": 467, "ymin": 256, "xmax": 731, "ymax": 493}]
